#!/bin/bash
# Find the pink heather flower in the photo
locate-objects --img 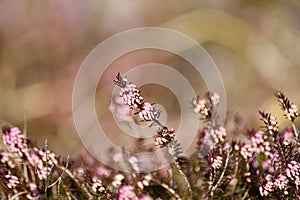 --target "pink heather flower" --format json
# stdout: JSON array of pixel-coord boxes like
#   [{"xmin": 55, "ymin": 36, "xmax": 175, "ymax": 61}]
[
  {"xmin": 251, "ymin": 131, "xmax": 271, "ymax": 156},
  {"xmin": 2, "ymin": 126, "xmax": 29, "ymax": 158},
  {"xmin": 154, "ymin": 127, "xmax": 176, "ymax": 147},
  {"xmin": 91, "ymin": 177, "xmax": 106, "ymax": 194},
  {"xmin": 138, "ymin": 102, "xmax": 154, "ymax": 121},
  {"xmin": 262, "ymin": 159, "xmax": 271, "ymax": 170},
  {"xmin": 1, "ymin": 126, "xmax": 57, "ymax": 180},
  {"xmin": 240, "ymin": 144, "xmax": 253, "ymax": 160},
  {"xmin": 192, "ymin": 97, "xmax": 209, "ymax": 118},
  {"xmin": 283, "ymin": 130, "xmax": 294, "ymax": 145},
  {"xmin": 96, "ymin": 166, "xmax": 111, "ymax": 177},
  {"xmin": 37, "ymin": 148, "xmax": 58, "ymax": 166},
  {"xmin": 26, "ymin": 183, "xmax": 39, "ymax": 200},
  {"xmin": 119, "ymin": 83, "xmax": 143, "ymax": 109},
  {"xmin": 274, "ymin": 174, "xmax": 288, "ymax": 190},
  {"xmin": 275, "ymin": 91, "xmax": 299, "ymax": 122},
  {"xmin": 5, "ymin": 174, "xmax": 19, "ymax": 189},
  {"xmin": 211, "ymin": 127, "xmax": 226, "ymax": 143},
  {"xmin": 118, "ymin": 185, "xmax": 138, "ymax": 200},
  {"xmin": 128, "ymin": 156, "xmax": 139, "ymax": 172},
  {"xmin": 286, "ymin": 160, "xmax": 300, "ymax": 185},
  {"xmin": 259, "ymin": 111, "xmax": 279, "ymax": 135},
  {"xmin": 0, "ymin": 152, "xmax": 15, "ymax": 168},
  {"xmin": 243, "ymin": 172, "xmax": 251, "ymax": 183},
  {"xmin": 114, "ymin": 73, "xmax": 128, "ymax": 88},
  {"xmin": 110, "ymin": 96, "xmax": 133, "ymax": 122},
  {"xmin": 259, "ymin": 174, "xmax": 274, "ymax": 196},
  {"xmin": 27, "ymin": 148, "xmax": 58, "ymax": 180},
  {"xmin": 209, "ymin": 92, "xmax": 220, "ymax": 106},
  {"xmin": 210, "ymin": 155, "xmax": 223, "ymax": 170},
  {"xmin": 285, "ymin": 104, "xmax": 299, "ymax": 121},
  {"xmin": 112, "ymin": 174, "xmax": 125, "ymax": 187},
  {"xmin": 29, "ymin": 183, "xmax": 37, "ymax": 191},
  {"xmin": 137, "ymin": 175, "xmax": 152, "ymax": 189}
]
